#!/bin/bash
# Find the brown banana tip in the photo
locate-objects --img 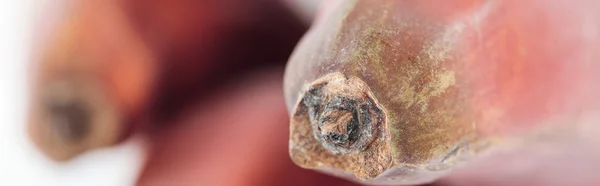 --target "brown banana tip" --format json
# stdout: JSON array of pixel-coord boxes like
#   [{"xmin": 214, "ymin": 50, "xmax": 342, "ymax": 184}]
[
  {"xmin": 290, "ymin": 72, "xmax": 391, "ymax": 180},
  {"xmin": 302, "ymin": 73, "xmax": 384, "ymax": 154},
  {"xmin": 43, "ymin": 80, "xmax": 91, "ymax": 143},
  {"xmin": 29, "ymin": 77, "xmax": 121, "ymax": 161}
]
